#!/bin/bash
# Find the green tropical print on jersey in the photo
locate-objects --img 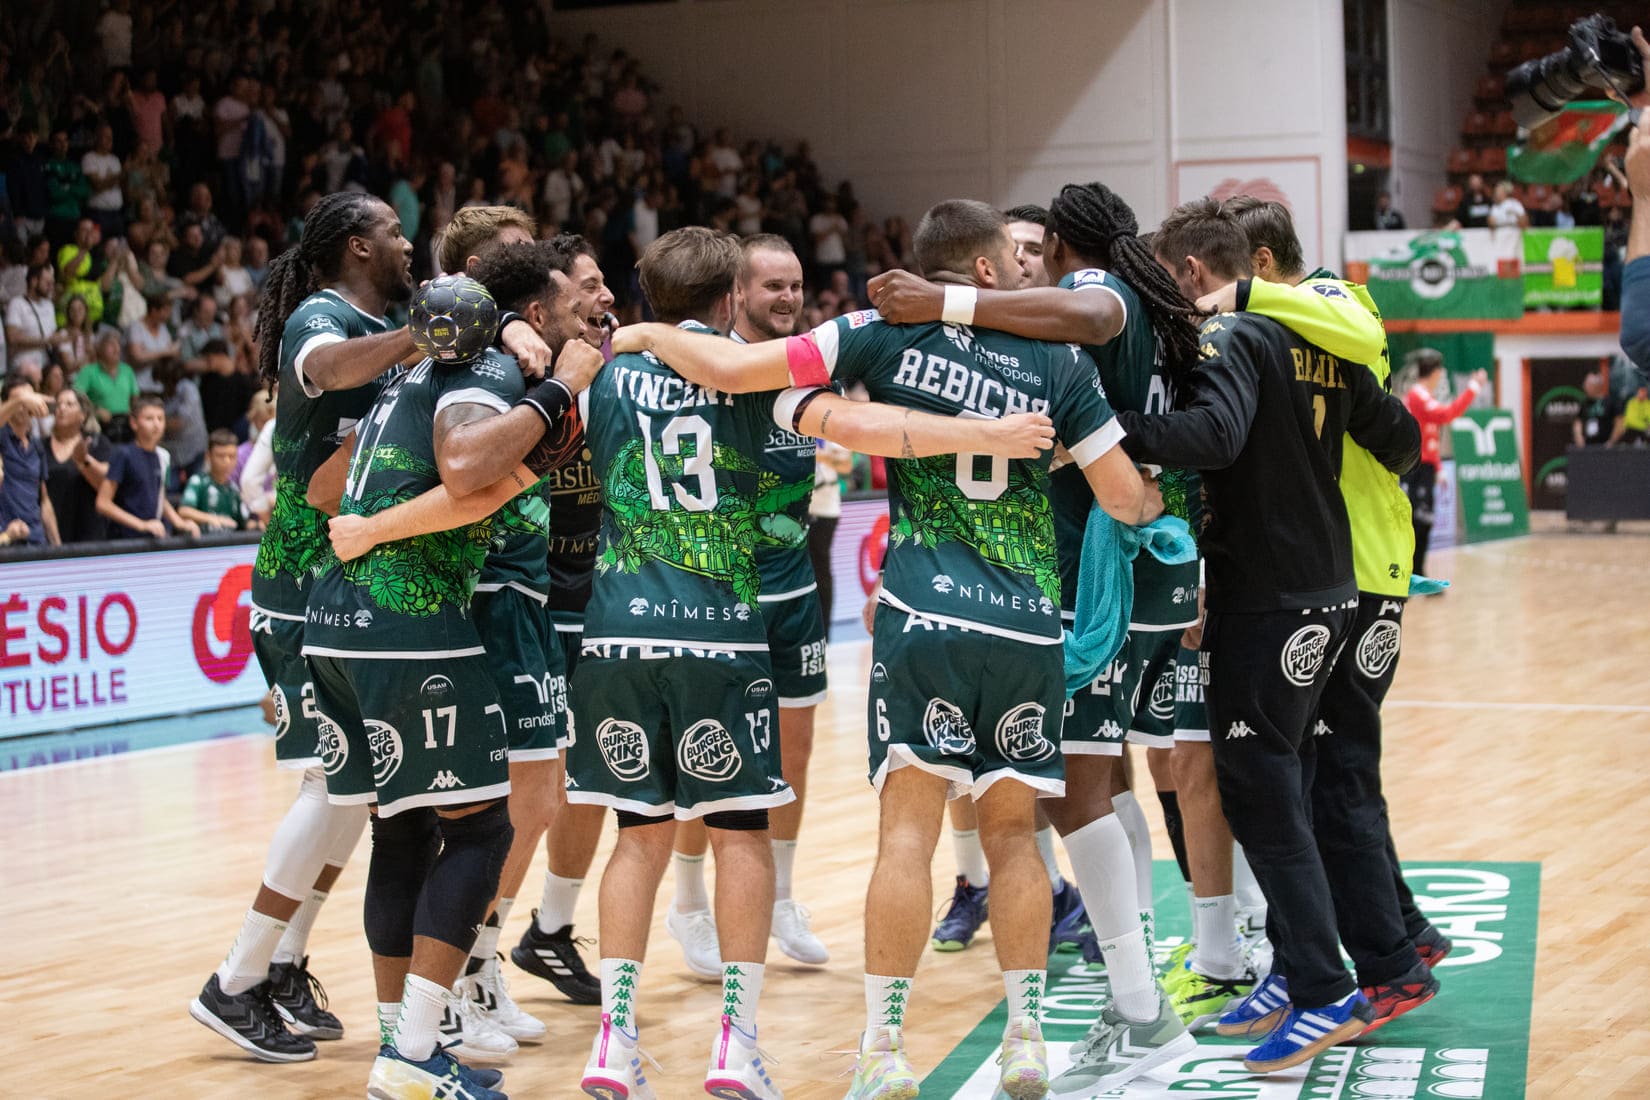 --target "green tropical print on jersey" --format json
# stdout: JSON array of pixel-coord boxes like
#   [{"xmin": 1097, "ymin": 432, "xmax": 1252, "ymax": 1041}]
[
  {"xmin": 254, "ymin": 473, "xmax": 330, "ymax": 586},
  {"xmin": 754, "ymin": 468, "xmax": 813, "ymax": 549}
]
